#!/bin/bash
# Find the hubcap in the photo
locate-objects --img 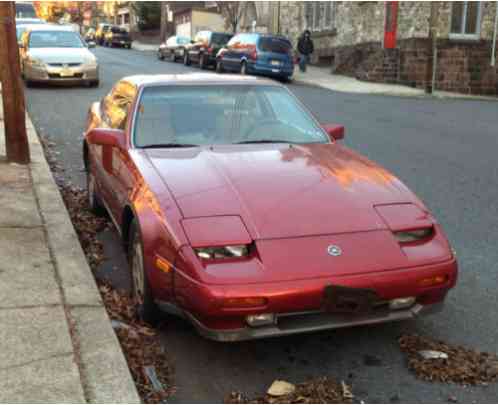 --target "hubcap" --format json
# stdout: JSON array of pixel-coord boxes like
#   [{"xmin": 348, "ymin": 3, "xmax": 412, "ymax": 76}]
[{"xmin": 132, "ymin": 239, "xmax": 145, "ymax": 306}]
